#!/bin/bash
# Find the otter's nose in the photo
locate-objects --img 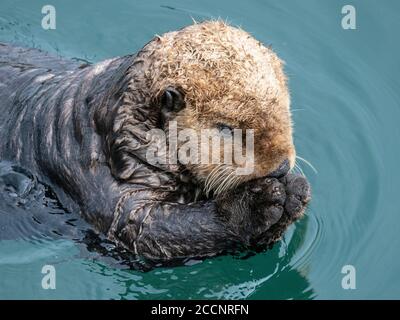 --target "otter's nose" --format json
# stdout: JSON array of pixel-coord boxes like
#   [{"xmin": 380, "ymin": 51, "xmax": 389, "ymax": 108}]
[{"xmin": 267, "ymin": 159, "xmax": 290, "ymax": 178}]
